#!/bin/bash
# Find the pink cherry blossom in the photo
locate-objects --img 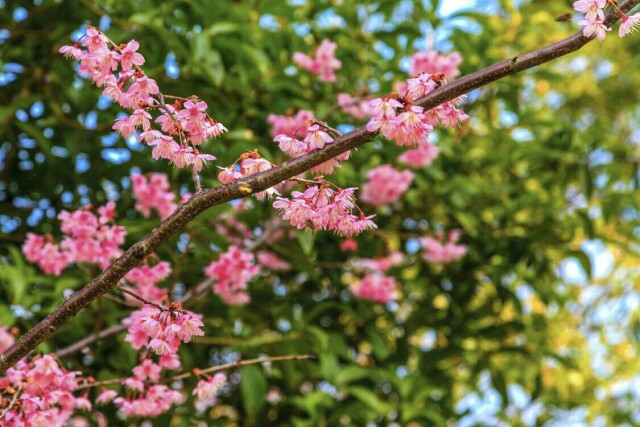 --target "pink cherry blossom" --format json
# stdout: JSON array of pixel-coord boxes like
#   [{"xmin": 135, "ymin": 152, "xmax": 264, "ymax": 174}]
[
  {"xmin": 293, "ymin": 39, "xmax": 342, "ymax": 82},
  {"xmin": 267, "ymin": 110, "xmax": 315, "ymax": 137},
  {"xmin": 421, "ymin": 230, "xmax": 468, "ymax": 264},
  {"xmin": 193, "ymin": 373, "xmax": 227, "ymax": 401},
  {"xmin": 579, "ymin": 16, "xmax": 611, "ymax": 41},
  {"xmin": 131, "ymin": 172, "xmax": 178, "ymax": 219},
  {"xmin": 340, "ymin": 238, "xmax": 358, "ymax": 252},
  {"xmin": 409, "ymin": 50, "xmax": 462, "ymax": 79},
  {"xmin": 337, "ymin": 93, "xmax": 374, "ymax": 120},
  {"xmin": 96, "ymin": 388, "xmax": 119, "ymax": 405},
  {"xmin": 204, "ymin": 245, "xmax": 260, "ymax": 305},
  {"xmin": 119, "ymin": 39, "xmax": 145, "ymax": 71},
  {"xmin": 573, "ymin": 0, "xmax": 606, "ymax": 20},
  {"xmin": 398, "ymin": 143, "xmax": 440, "ymax": 168},
  {"xmin": 351, "ymin": 273, "xmax": 399, "ymax": 303},
  {"xmin": 619, "ymin": 13, "xmax": 640, "ymax": 37},
  {"xmin": 360, "ymin": 165, "xmax": 414, "ymax": 206},
  {"xmin": 81, "ymin": 26, "xmax": 108, "ymax": 52},
  {"xmin": 2, "ymin": 354, "xmax": 88, "ymax": 426}
]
